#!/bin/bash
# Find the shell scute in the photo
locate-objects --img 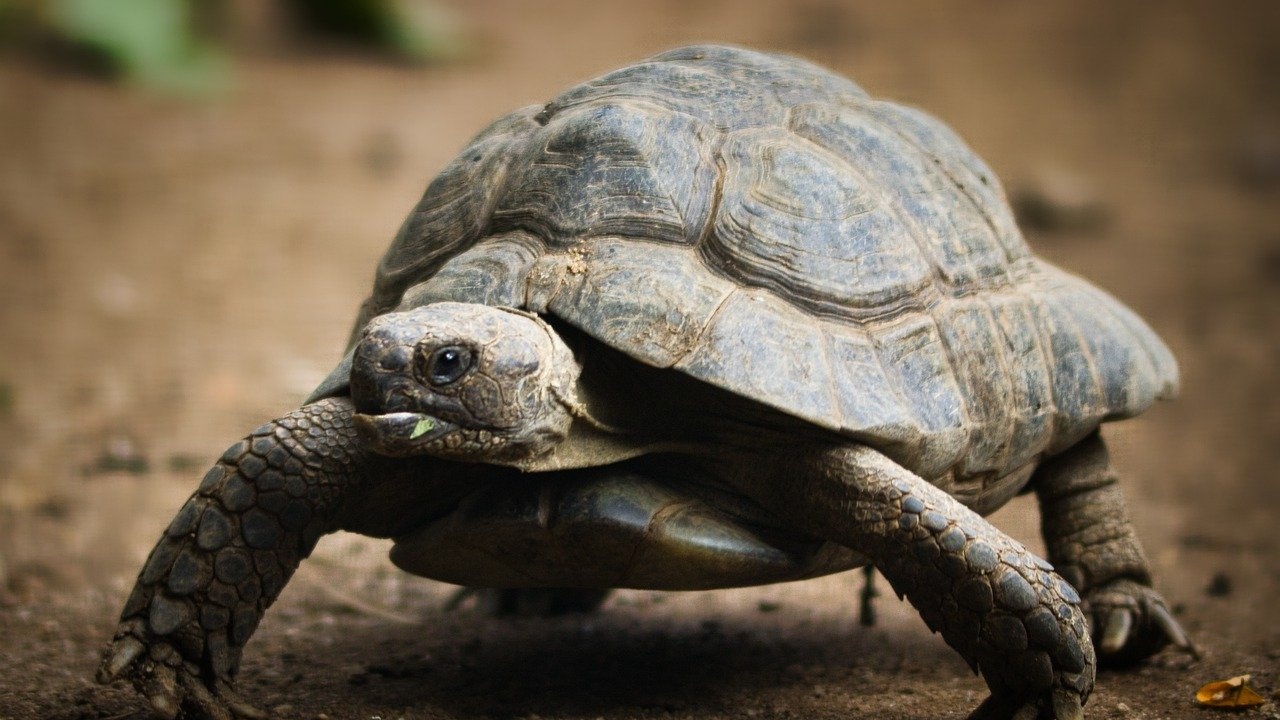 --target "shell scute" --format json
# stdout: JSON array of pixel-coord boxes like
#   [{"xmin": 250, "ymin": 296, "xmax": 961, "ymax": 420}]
[
  {"xmin": 1029, "ymin": 288, "xmax": 1107, "ymax": 454},
  {"xmin": 544, "ymin": 61, "xmax": 783, "ymax": 132},
  {"xmin": 870, "ymin": 315, "xmax": 970, "ymax": 476},
  {"xmin": 790, "ymin": 102, "xmax": 1013, "ymax": 292},
  {"xmin": 398, "ymin": 233, "xmax": 540, "ymax": 310},
  {"xmin": 650, "ymin": 44, "xmax": 868, "ymax": 108},
  {"xmin": 864, "ymin": 101, "xmax": 1026, "ymax": 265},
  {"xmin": 674, "ymin": 291, "xmax": 840, "ymax": 428},
  {"xmin": 936, "ymin": 299, "xmax": 1017, "ymax": 476},
  {"xmin": 706, "ymin": 127, "xmax": 933, "ymax": 317},
  {"xmin": 493, "ymin": 101, "xmax": 717, "ymax": 245},
  {"xmin": 824, "ymin": 324, "xmax": 919, "ymax": 446},
  {"xmin": 533, "ymin": 240, "xmax": 736, "ymax": 369},
  {"xmin": 987, "ymin": 293, "xmax": 1056, "ymax": 471}
]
